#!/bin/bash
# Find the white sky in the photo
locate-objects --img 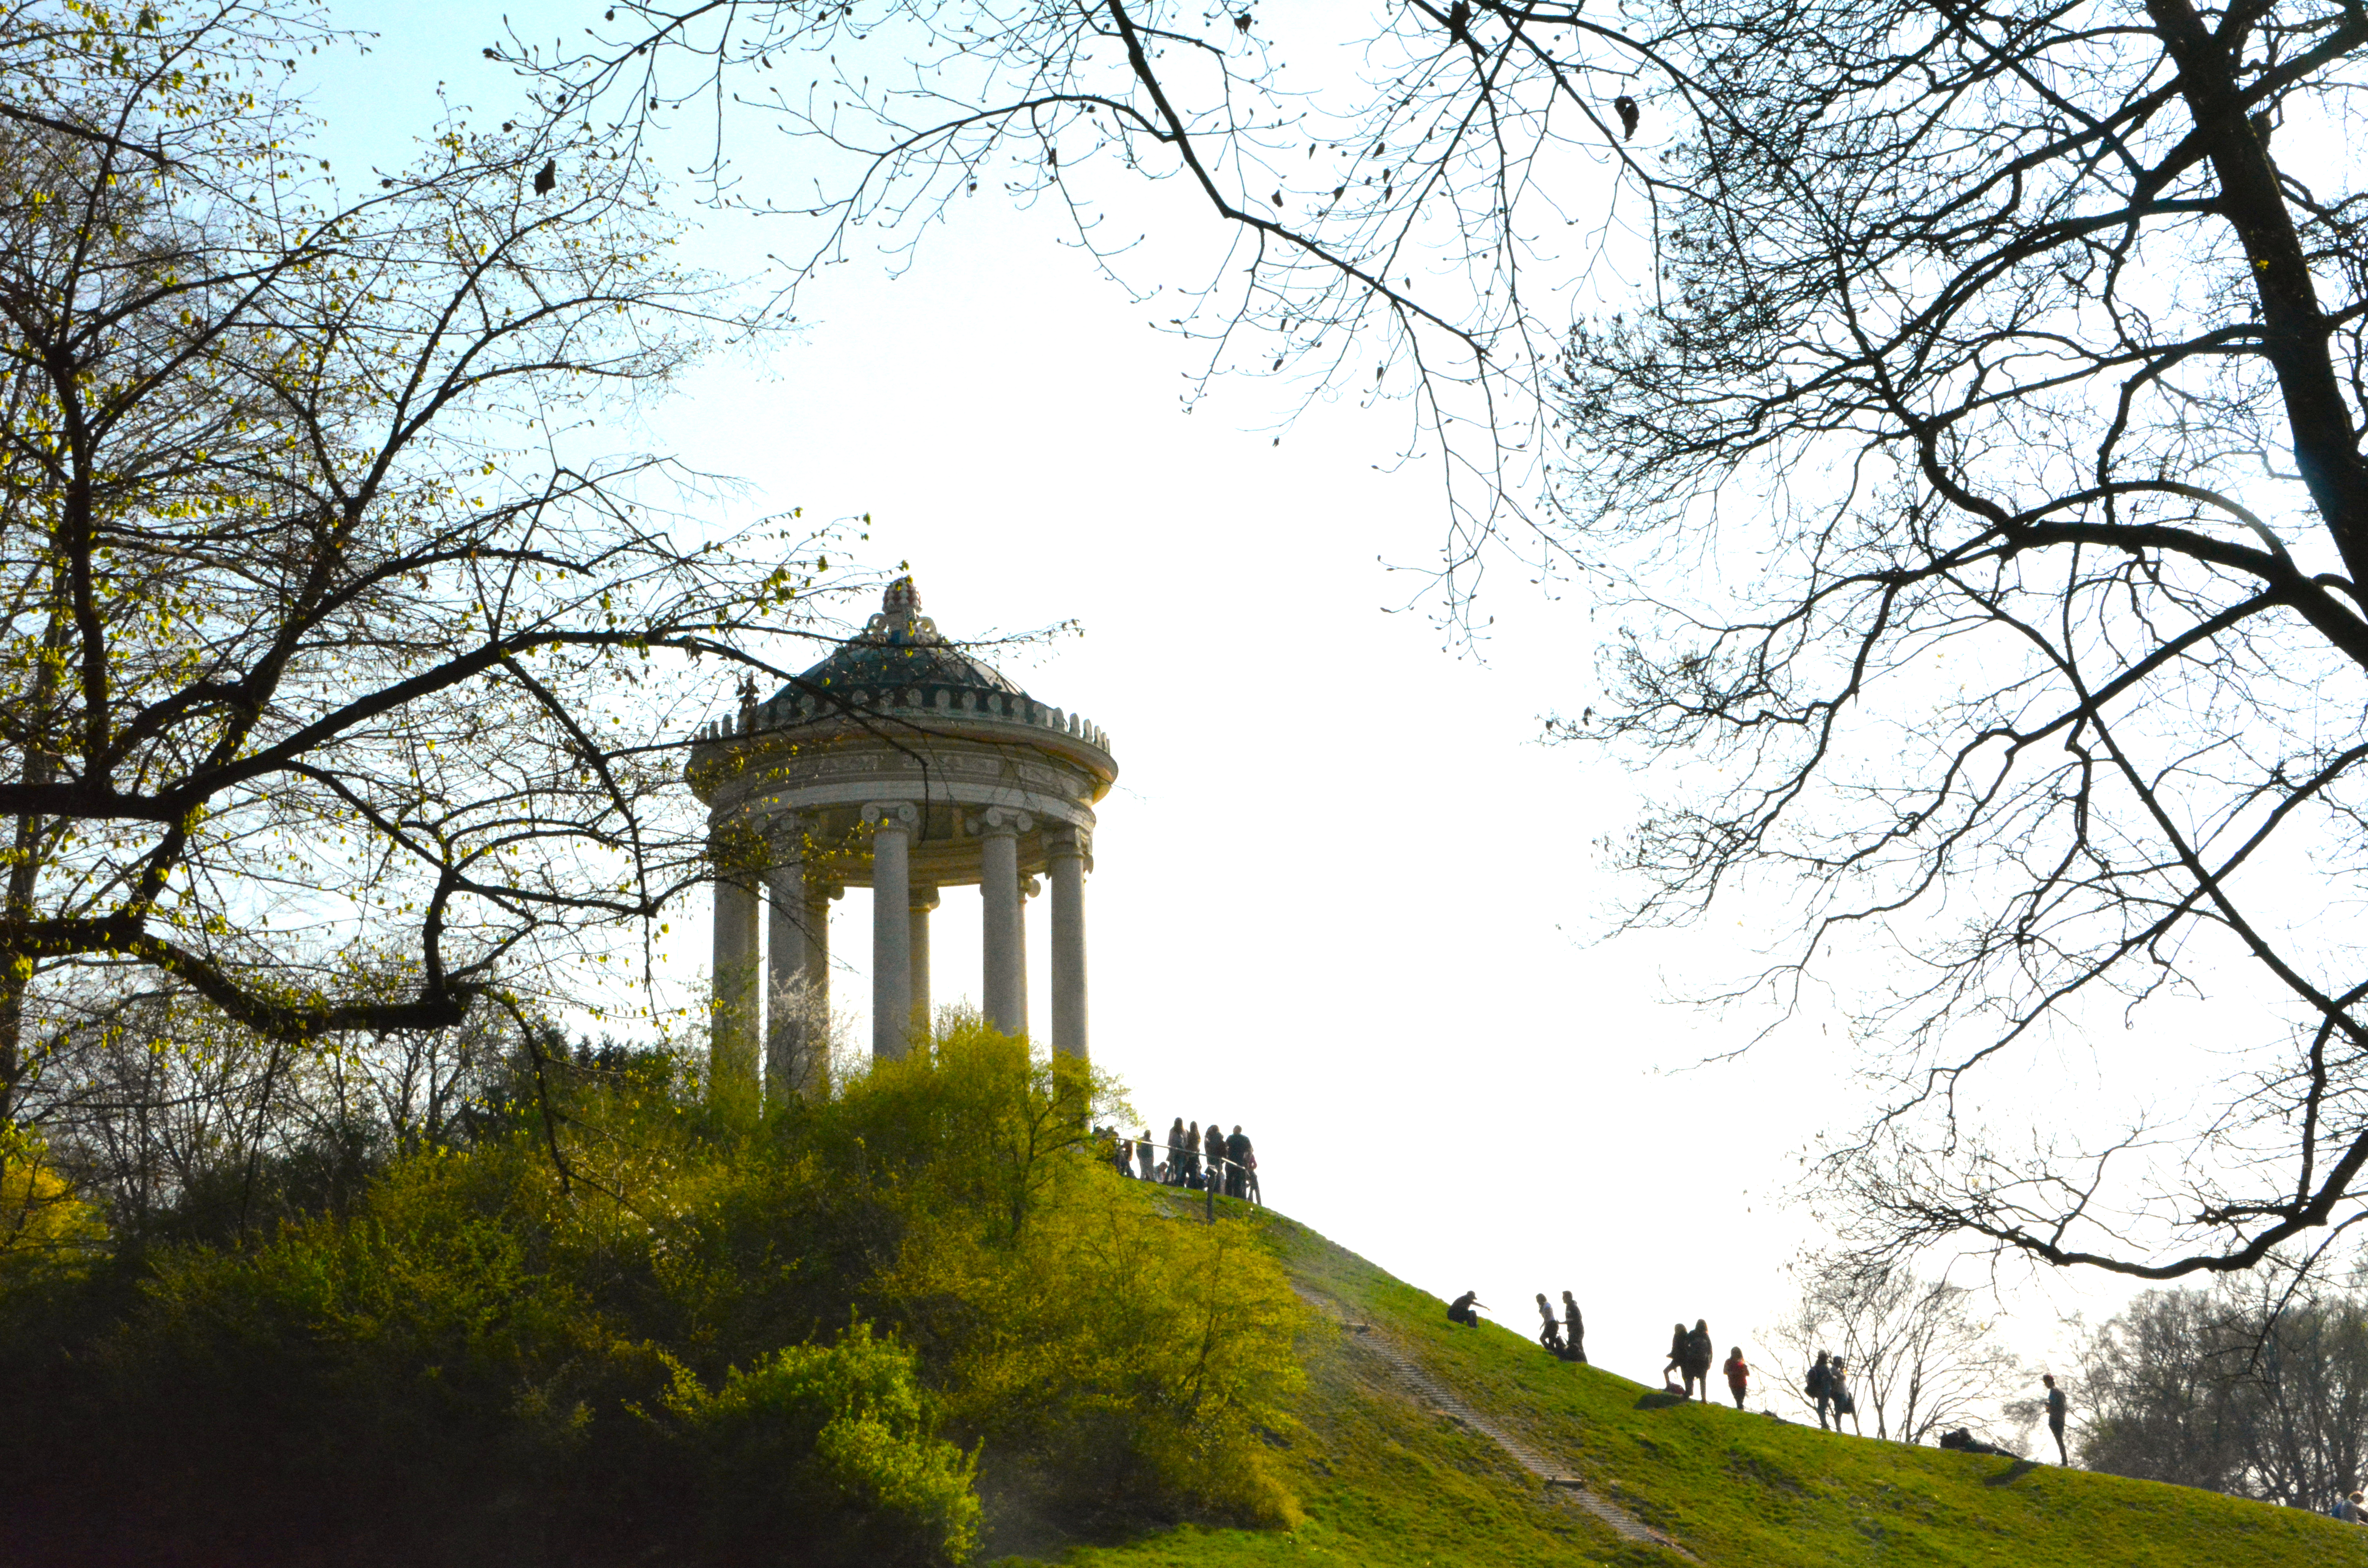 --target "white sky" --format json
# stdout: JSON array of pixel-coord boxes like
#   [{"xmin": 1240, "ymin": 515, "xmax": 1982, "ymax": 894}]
[{"xmin": 312, "ymin": 0, "xmax": 2190, "ymax": 1408}]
